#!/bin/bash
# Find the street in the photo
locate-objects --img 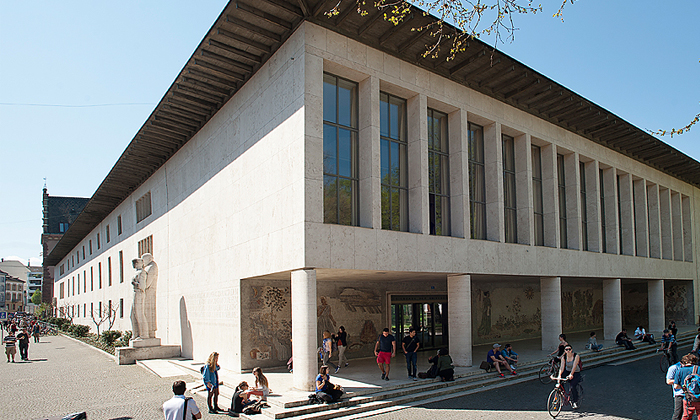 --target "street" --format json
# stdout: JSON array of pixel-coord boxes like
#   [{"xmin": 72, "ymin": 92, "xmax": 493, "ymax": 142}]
[{"xmin": 0, "ymin": 333, "xmax": 681, "ymax": 420}]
